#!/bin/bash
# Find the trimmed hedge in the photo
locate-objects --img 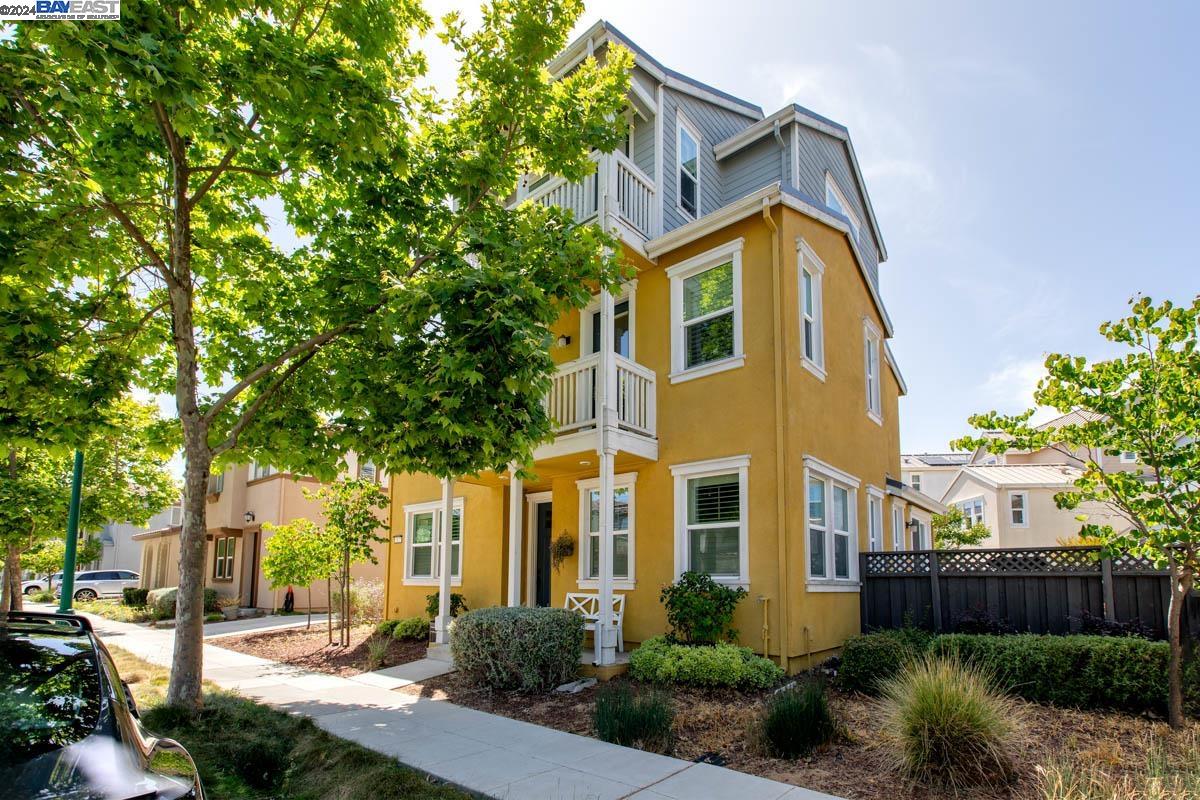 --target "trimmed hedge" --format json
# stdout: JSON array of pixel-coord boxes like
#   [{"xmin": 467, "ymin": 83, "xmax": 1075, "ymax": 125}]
[
  {"xmin": 450, "ymin": 606, "xmax": 583, "ymax": 692},
  {"xmin": 147, "ymin": 586, "xmax": 219, "ymax": 618},
  {"xmin": 629, "ymin": 636, "xmax": 783, "ymax": 690},
  {"xmin": 838, "ymin": 630, "xmax": 1200, "ymax": 717},
  {"xmin": 392, "ymin": 616, "xmax": 429, "ymax": 641}
]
